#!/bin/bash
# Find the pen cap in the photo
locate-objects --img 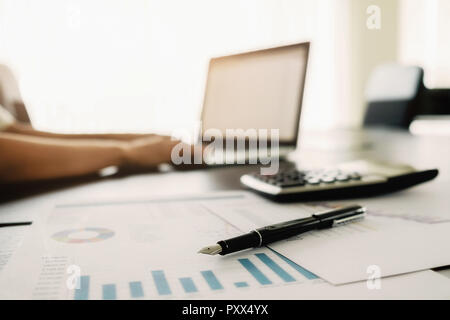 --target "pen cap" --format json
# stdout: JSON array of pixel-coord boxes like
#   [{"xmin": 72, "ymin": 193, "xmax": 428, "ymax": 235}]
[{"xmin": 312, "ymin": 205, "xmax": 365, "ymax": 228}]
